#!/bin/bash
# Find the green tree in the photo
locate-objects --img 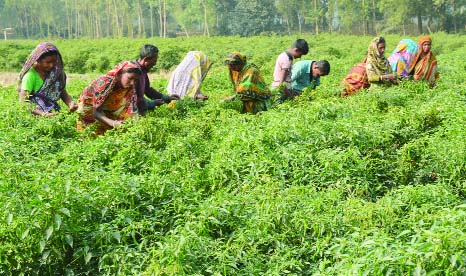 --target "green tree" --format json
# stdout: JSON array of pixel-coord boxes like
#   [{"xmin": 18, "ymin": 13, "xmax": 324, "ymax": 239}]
[{"xmin": 228, "ymin": 0, "xmax": 278, "ymax": 36}]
